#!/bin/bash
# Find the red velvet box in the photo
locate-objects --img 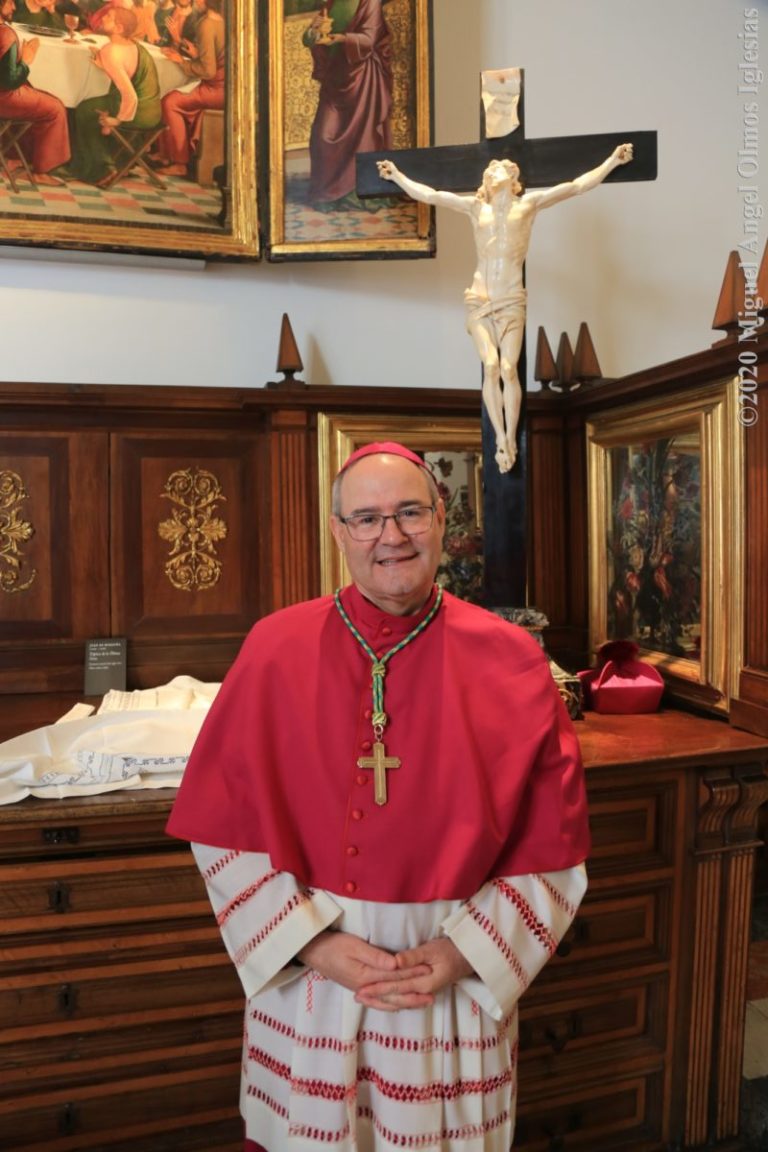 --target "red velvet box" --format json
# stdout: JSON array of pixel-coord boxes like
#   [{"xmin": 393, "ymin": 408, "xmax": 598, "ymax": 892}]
[{"xmin": 578, "ymin": 640, "xmax": 664, "ymax": 714}]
